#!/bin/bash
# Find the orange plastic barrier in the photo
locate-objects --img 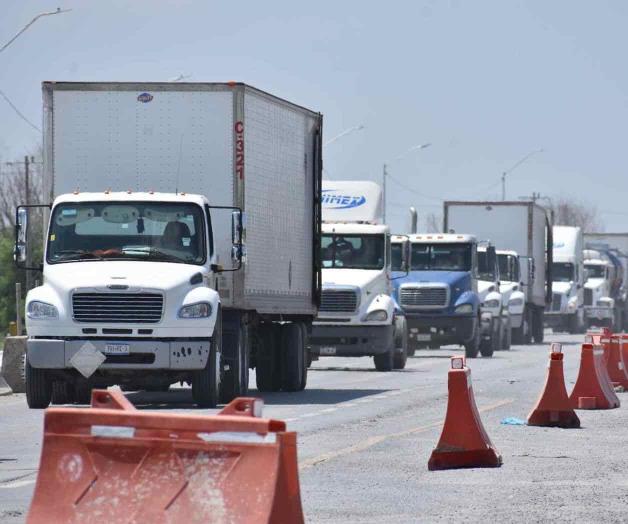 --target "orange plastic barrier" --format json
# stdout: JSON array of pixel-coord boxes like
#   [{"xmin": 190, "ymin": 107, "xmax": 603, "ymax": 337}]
[
  {"xmin": 27, "ymin": 390, "xmax": 303, "ymax": 524},
  {"xmin": 569, "ymin": 343, "xmax": 620, "ymax": 410},
  {"xmin": 428, "ymin": 356, "xmax": 502, "ymax": 470},
  {"xmin": 601, "ymin": 335, "xmax": 628, "ymax": 389},
  {"xmin": 527, "ymin": 343, "xmax": 580, "ymax": 428}
]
